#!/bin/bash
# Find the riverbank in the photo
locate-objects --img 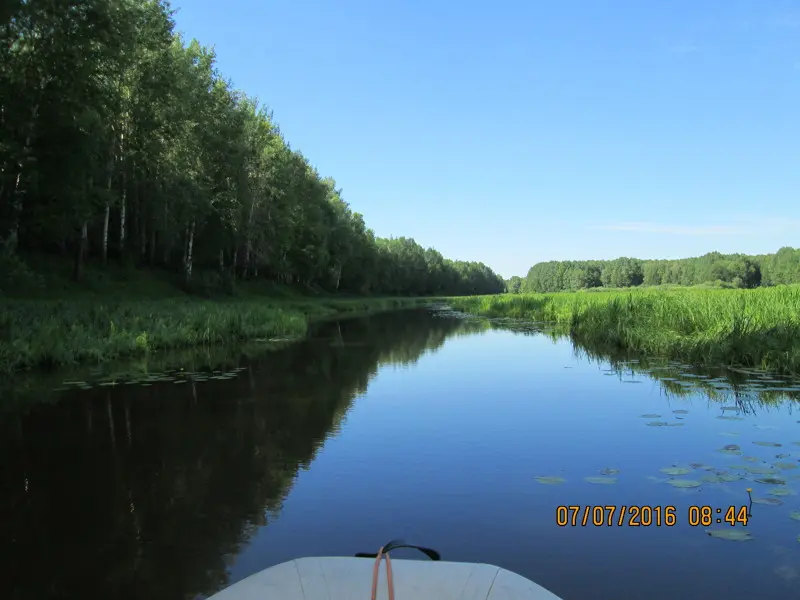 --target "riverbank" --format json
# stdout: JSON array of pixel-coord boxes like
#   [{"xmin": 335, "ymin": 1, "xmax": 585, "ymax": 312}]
[
  {"xmin": 448, "ymin": 286, "xmax": 800, "ymax": 373},
  {"xmin": 0, "ymin": 261, "xmax": 437, "ymax": 374}
]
